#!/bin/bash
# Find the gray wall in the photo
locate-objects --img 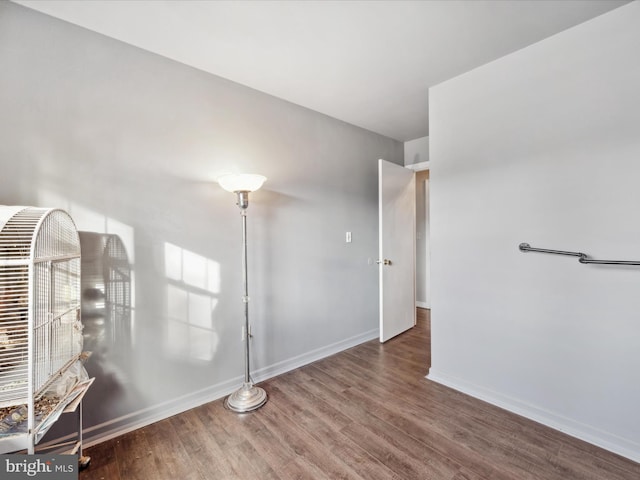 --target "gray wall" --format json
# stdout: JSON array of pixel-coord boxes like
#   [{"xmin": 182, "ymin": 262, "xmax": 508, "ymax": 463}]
[
  {"xmin": 429, "ymin": 1, "xmax": 640, "ymax": 461},
  {"xmin": 0, "ymin": 2, "xmax": 402, "ymax": 445}
]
